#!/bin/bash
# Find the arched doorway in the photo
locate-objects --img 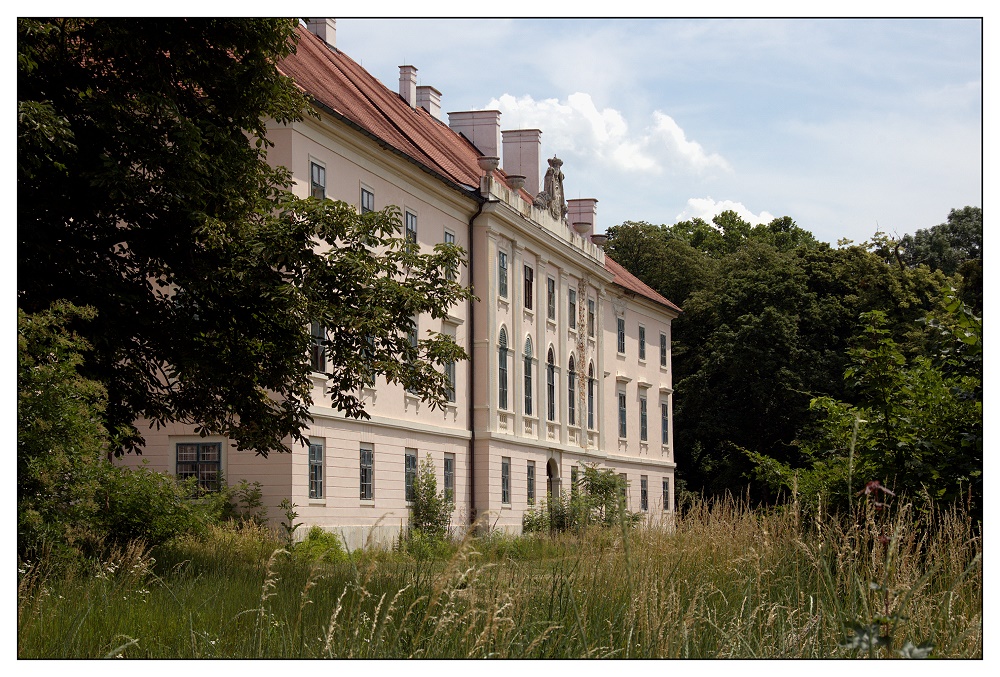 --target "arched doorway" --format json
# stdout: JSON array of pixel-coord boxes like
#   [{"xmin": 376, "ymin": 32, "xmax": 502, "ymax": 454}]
[{"xmin": 546, "ymin": 457, "xmax": 560, "ymax": 499}]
